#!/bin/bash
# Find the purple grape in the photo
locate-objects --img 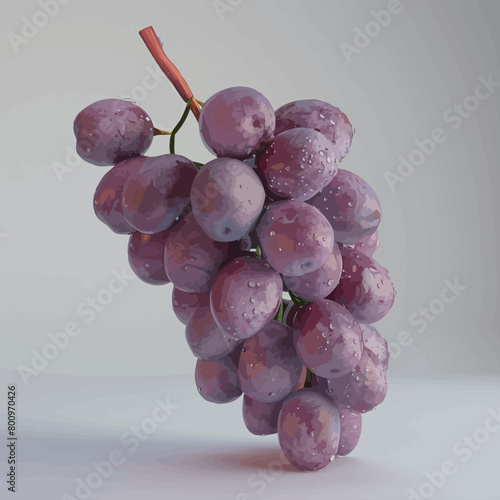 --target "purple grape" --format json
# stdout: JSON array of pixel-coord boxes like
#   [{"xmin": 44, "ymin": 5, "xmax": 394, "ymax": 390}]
[
  {"xmin": 190, "ymin": 158, "xmax": 265, "ymax": 242},
  {"xmin": 329, "ymin": 248, "xmax": 395, "ymax": 324},
  {"xmin": 238, "ymin": 321, "xmax": 302, "ymax": 403},
  {"xmin": 186, "ymin": 302, "xmax": 240, "ymax": 360},
  {"xmin": 164, "ymin": 212, "xmax": 228, "ymax": 293},
  {"xmin": 93, "ymin": 162, "xmax": 137, "ymax": 234},
  {"xmin": 242, "ymin": 395, "xmax": 283, "ymax": 436},
  {"xmin": 316, "ymin": 347, "xmax": 388, "ymax": 413},
  {"xmin": 338, "ymin": 229, "xmax": 379, "ymax": 257},
  {"xmin": 283, "ymin": 301, "xmax": 301, "ymax": 329},
  {"xmin": 128, "ymin": 231, "xmax": 170, "ymax": 285},
  {"xmin": 308, "ymin": 169, "xmax": 381, "ymax": 244},
  {"xmin": 74, "ymin": 99, "xmax": 153, "ymax": 166},
  {"xmin": 199, "ymin": 86, "xmax": 275, "ymax": 159},
  {"xmin": 172, "ymin": 288, "xmax": 208, "ymax": 325},
  {"xmin": 283, "ymin": 244, "xmax": 342, "ymax": 302},
  {"xmin": 121, "ymin": 154, "xmax": 197, "ymax": 234},
  {"xmin": 278, "ymin": 388, "xmax": 340, "ymax": 471},
  {"xmin": 337, "ymin": 403, "xmax": 362, "ymax": 456},
  {"xmin": 195, "ymin": 351, "xmax": 242, "ymax": 404},
  {"xmin": 258, "ymin": 128, "xmax": 337, "ymax": 201},
  {"xmin": 210, "ymin": 257, "xmax": 282, "ymax": 340},
  {"xmin": 275, "ymin": 99, "xmax": 353, "ymax": 161},
  {"xmin": 361, "ymin": 323, "xmax": 389, "ymax": 371},
  {"xmin": 293, "ymin": 299, "xmax": 363, "ymax": 379},
  {"xmin": 256, "ymin": 200, "xmax": 334, "ymax": 277}
]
